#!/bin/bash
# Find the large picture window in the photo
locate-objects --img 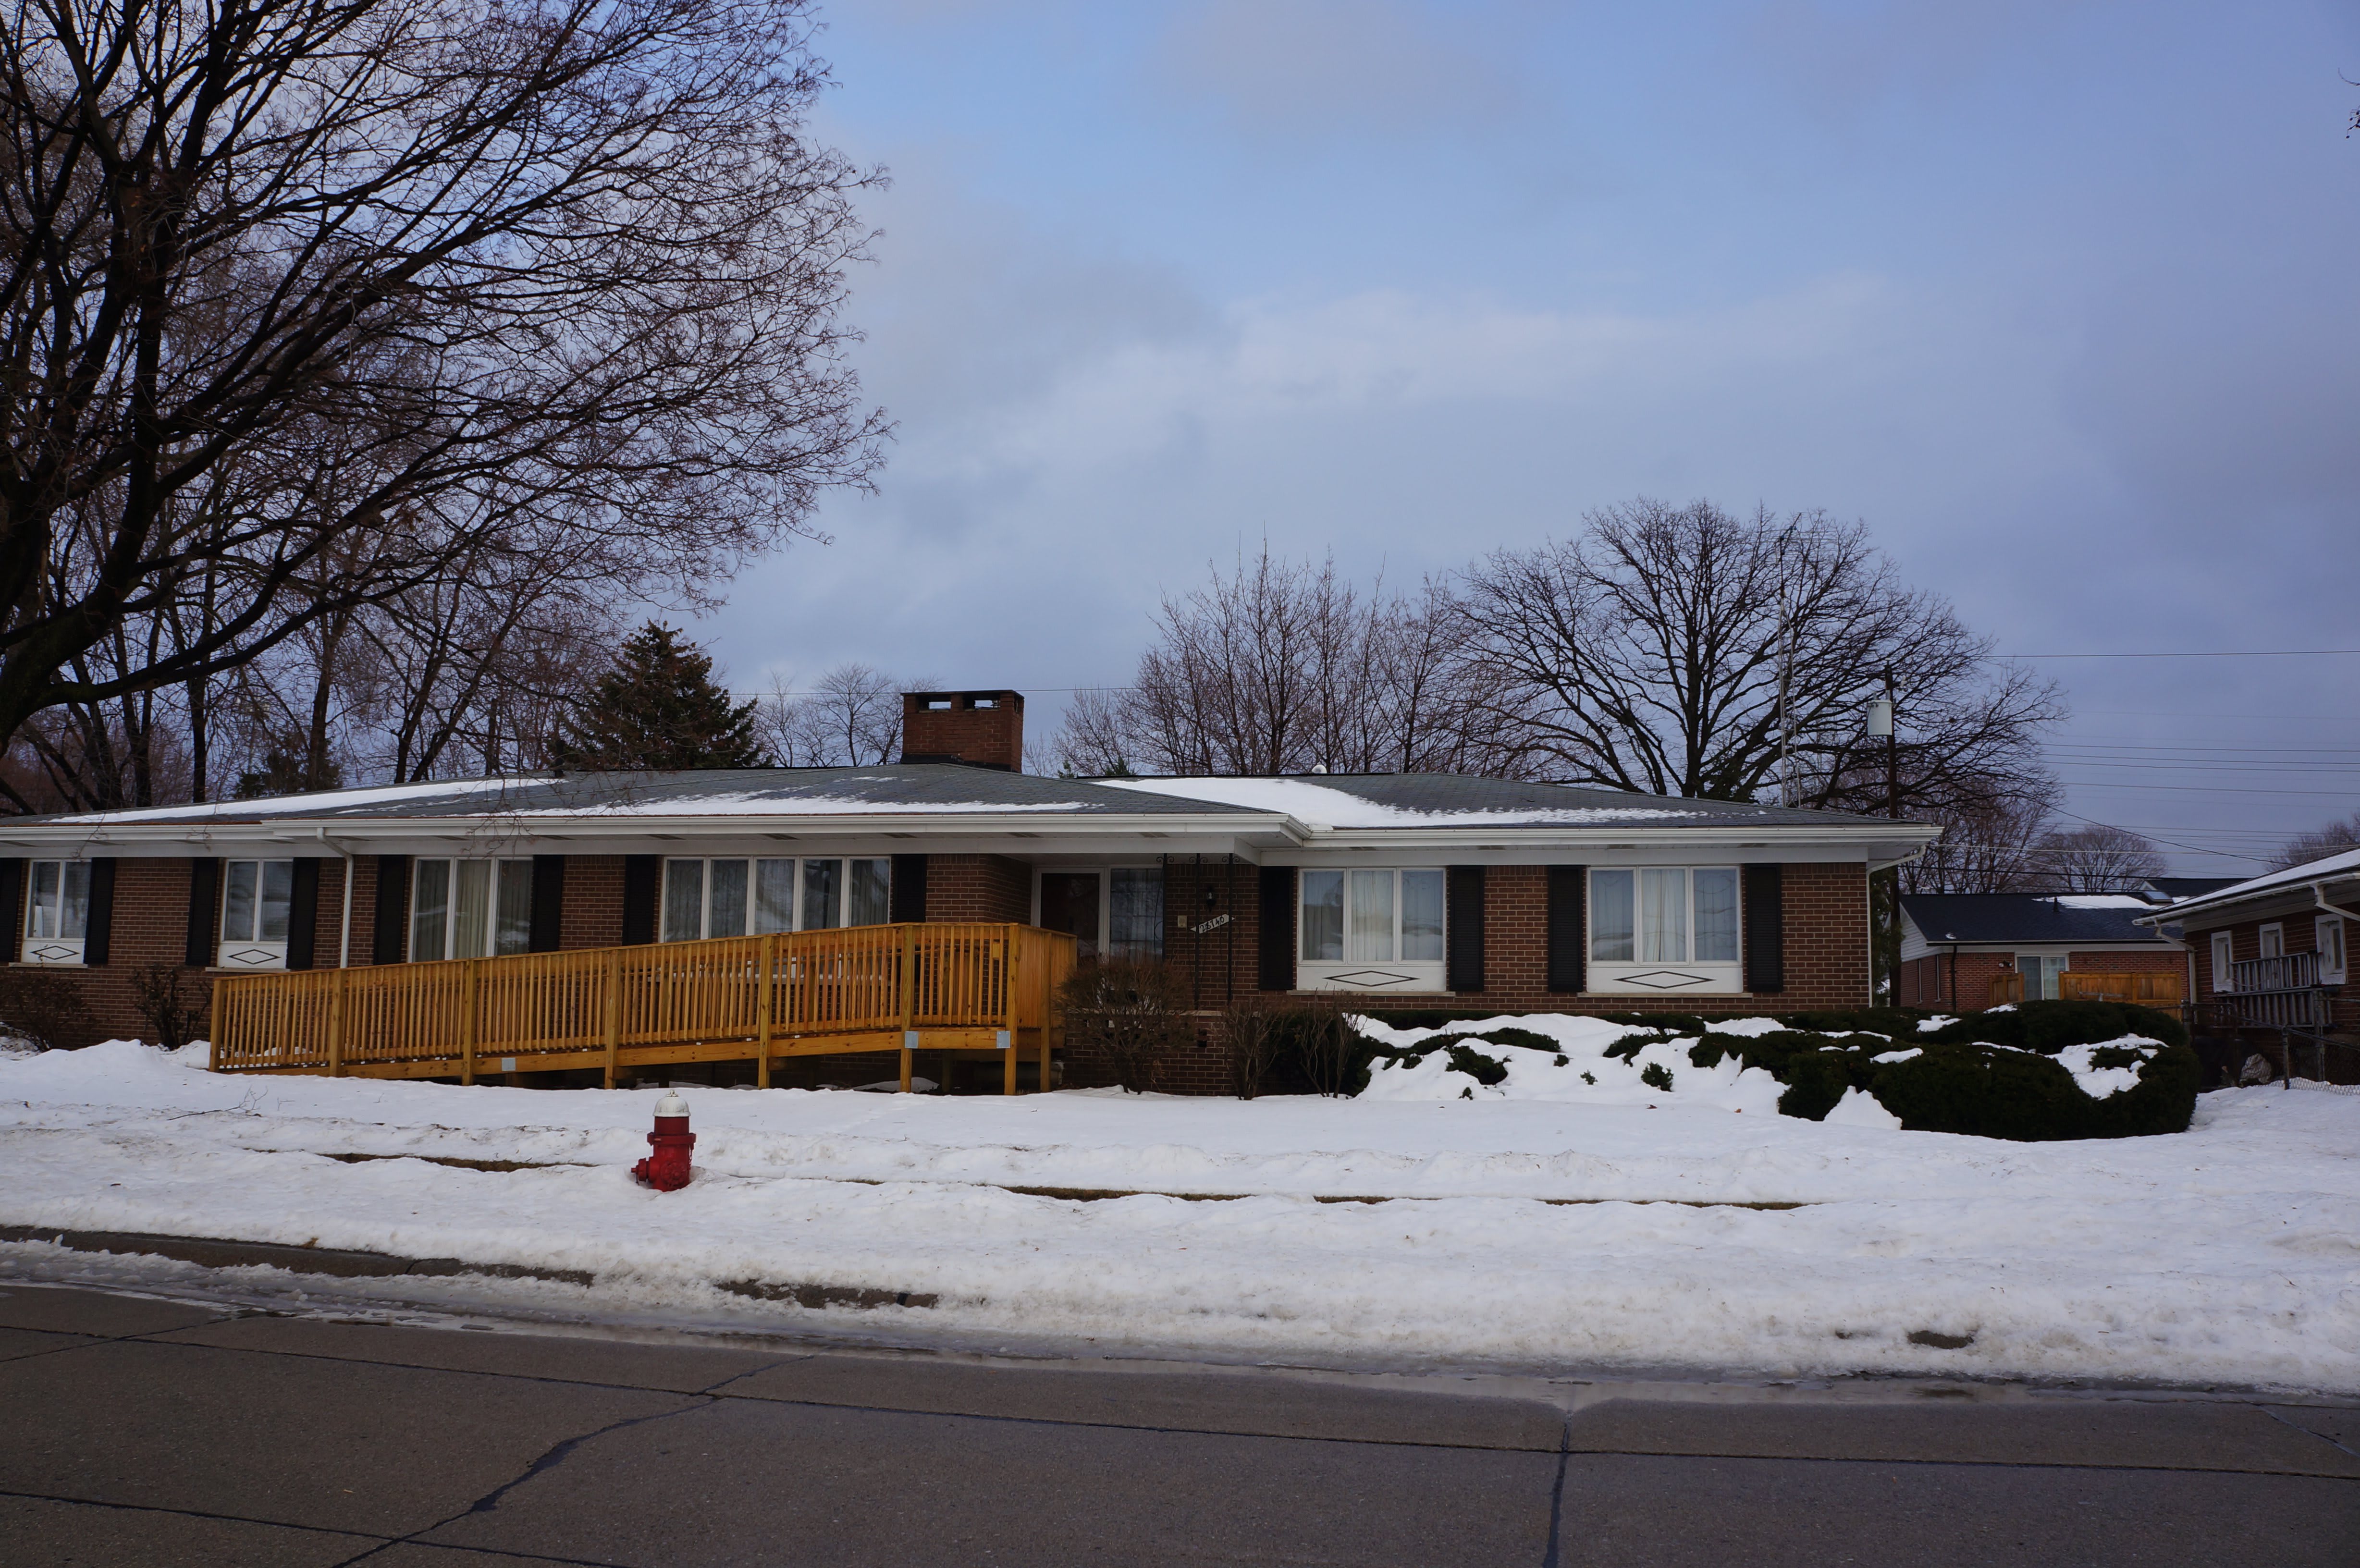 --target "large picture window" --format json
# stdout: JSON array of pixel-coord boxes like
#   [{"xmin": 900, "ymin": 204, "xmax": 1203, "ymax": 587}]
[
  {"xmin": 661, "ymin": 857, "xmax": 891, "ymax": 942},
  {"xmin": 412, "ymin": 859, "xmax": 534, "ymax": 962},
  {"xmin": 21, "ymin": 860, "xmax": 92, "ymax": 965},
  {"xmin": 217, "ymin": 859, "xmax": 296, "ymax": 969},
  {"xmin": 1587, "ymin": 867, "xmax": 1743, "ymax": 993},
  {"xmin": 1296, "ymin": 868, "xmax": 1445, "ymax": 992}
]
